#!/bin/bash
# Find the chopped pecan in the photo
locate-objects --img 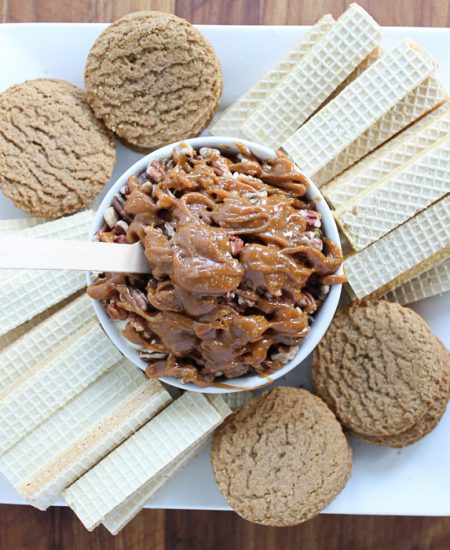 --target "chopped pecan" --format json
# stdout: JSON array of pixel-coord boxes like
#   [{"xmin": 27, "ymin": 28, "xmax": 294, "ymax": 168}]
[
  {"xmin": 106, "ymin": 296, "xmax": 129, "ymax": 320},
  {"xmin": 140, "ymin": 349, "xmax": 169, "ymax": 361},
  {"xmin": 128, "ymin": 286, "xmax": 148, "ymax": 310},
  {"xmin": 299, "ymin": 209, "xmax": 322, "ymax": 228},
  {"xmin": 104, "ymin": 206, "xmax": 119, "ymax": 229},
  {"xmin": 229, "ymin": 235, "xmax": 244, "ymax": 256},
  {"xmin": 112, "ymin": 195, "xmax": 132, "ymax": 223}
]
